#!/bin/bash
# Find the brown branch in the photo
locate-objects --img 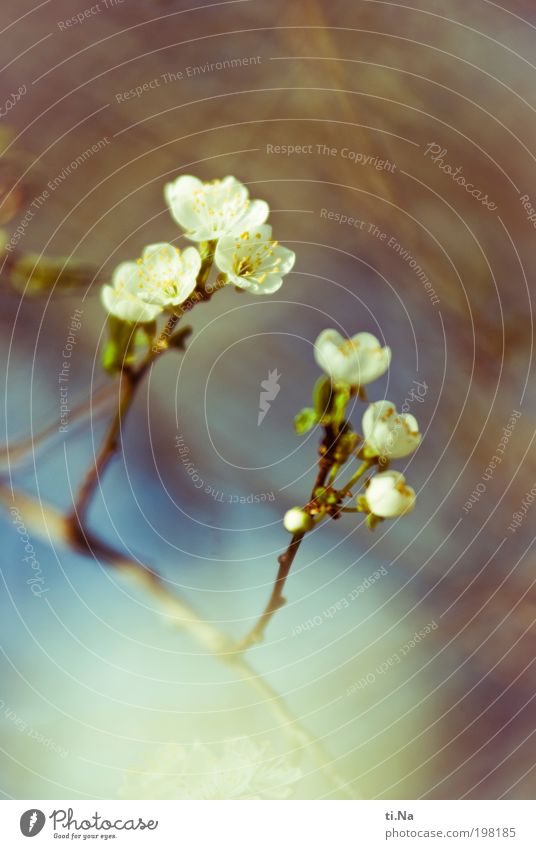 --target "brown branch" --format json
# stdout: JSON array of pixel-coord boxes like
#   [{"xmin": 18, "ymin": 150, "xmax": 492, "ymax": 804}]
[
  {"xmin": 66, "ymin": 309, "xmax": 192, "ymax": 536},
  {"xmin": 66, "ymin": 367, "xmax": 139, "ymax": 538},
  {"xmin": 237, "ymin": 531, "xmax": 305, "ymax": 651},
  {"xmin": 66, "ymin": 256, "xmax": 221, "ymax": 537},
  {"xmin": 0, "ymin": 380, "xmax": 116, "ymax": 469},
  {"xmin": 0, "ymin": 483, "xmax": 355, "ymax": 798},
  {"xmin": 66, "ymin": 313, "xmax": 178, "ymax": 538}
]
